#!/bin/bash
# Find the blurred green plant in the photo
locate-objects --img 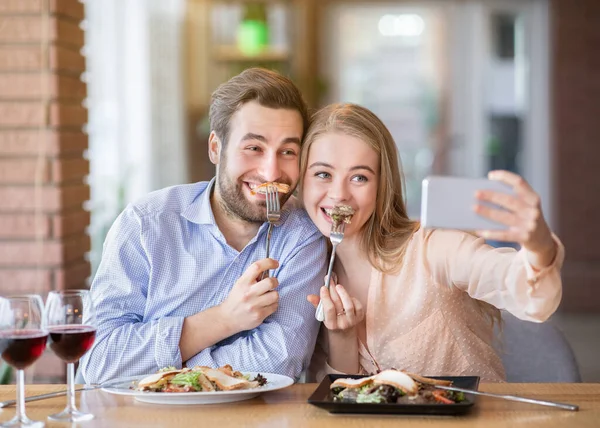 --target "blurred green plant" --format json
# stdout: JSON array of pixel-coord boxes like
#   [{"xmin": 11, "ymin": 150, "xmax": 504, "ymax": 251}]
[{"xmin": 0, "ymin": 361, "xmax": 12, "ymax": 385}]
